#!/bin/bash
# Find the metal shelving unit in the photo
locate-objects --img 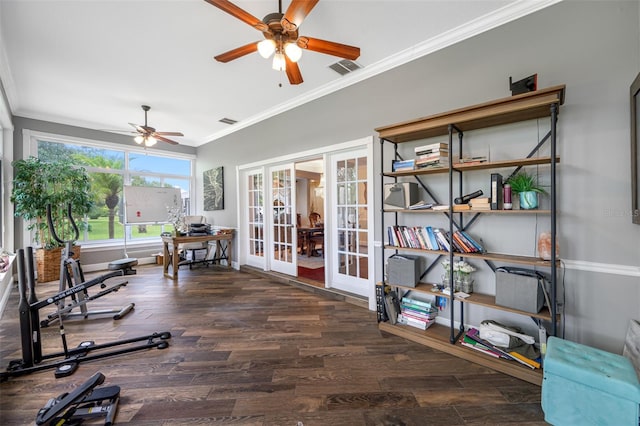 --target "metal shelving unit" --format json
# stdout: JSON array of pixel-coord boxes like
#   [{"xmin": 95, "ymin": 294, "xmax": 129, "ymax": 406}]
[{"xmin": 375, "ymin": 85, "xmax": 565, "ymax": 385}]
